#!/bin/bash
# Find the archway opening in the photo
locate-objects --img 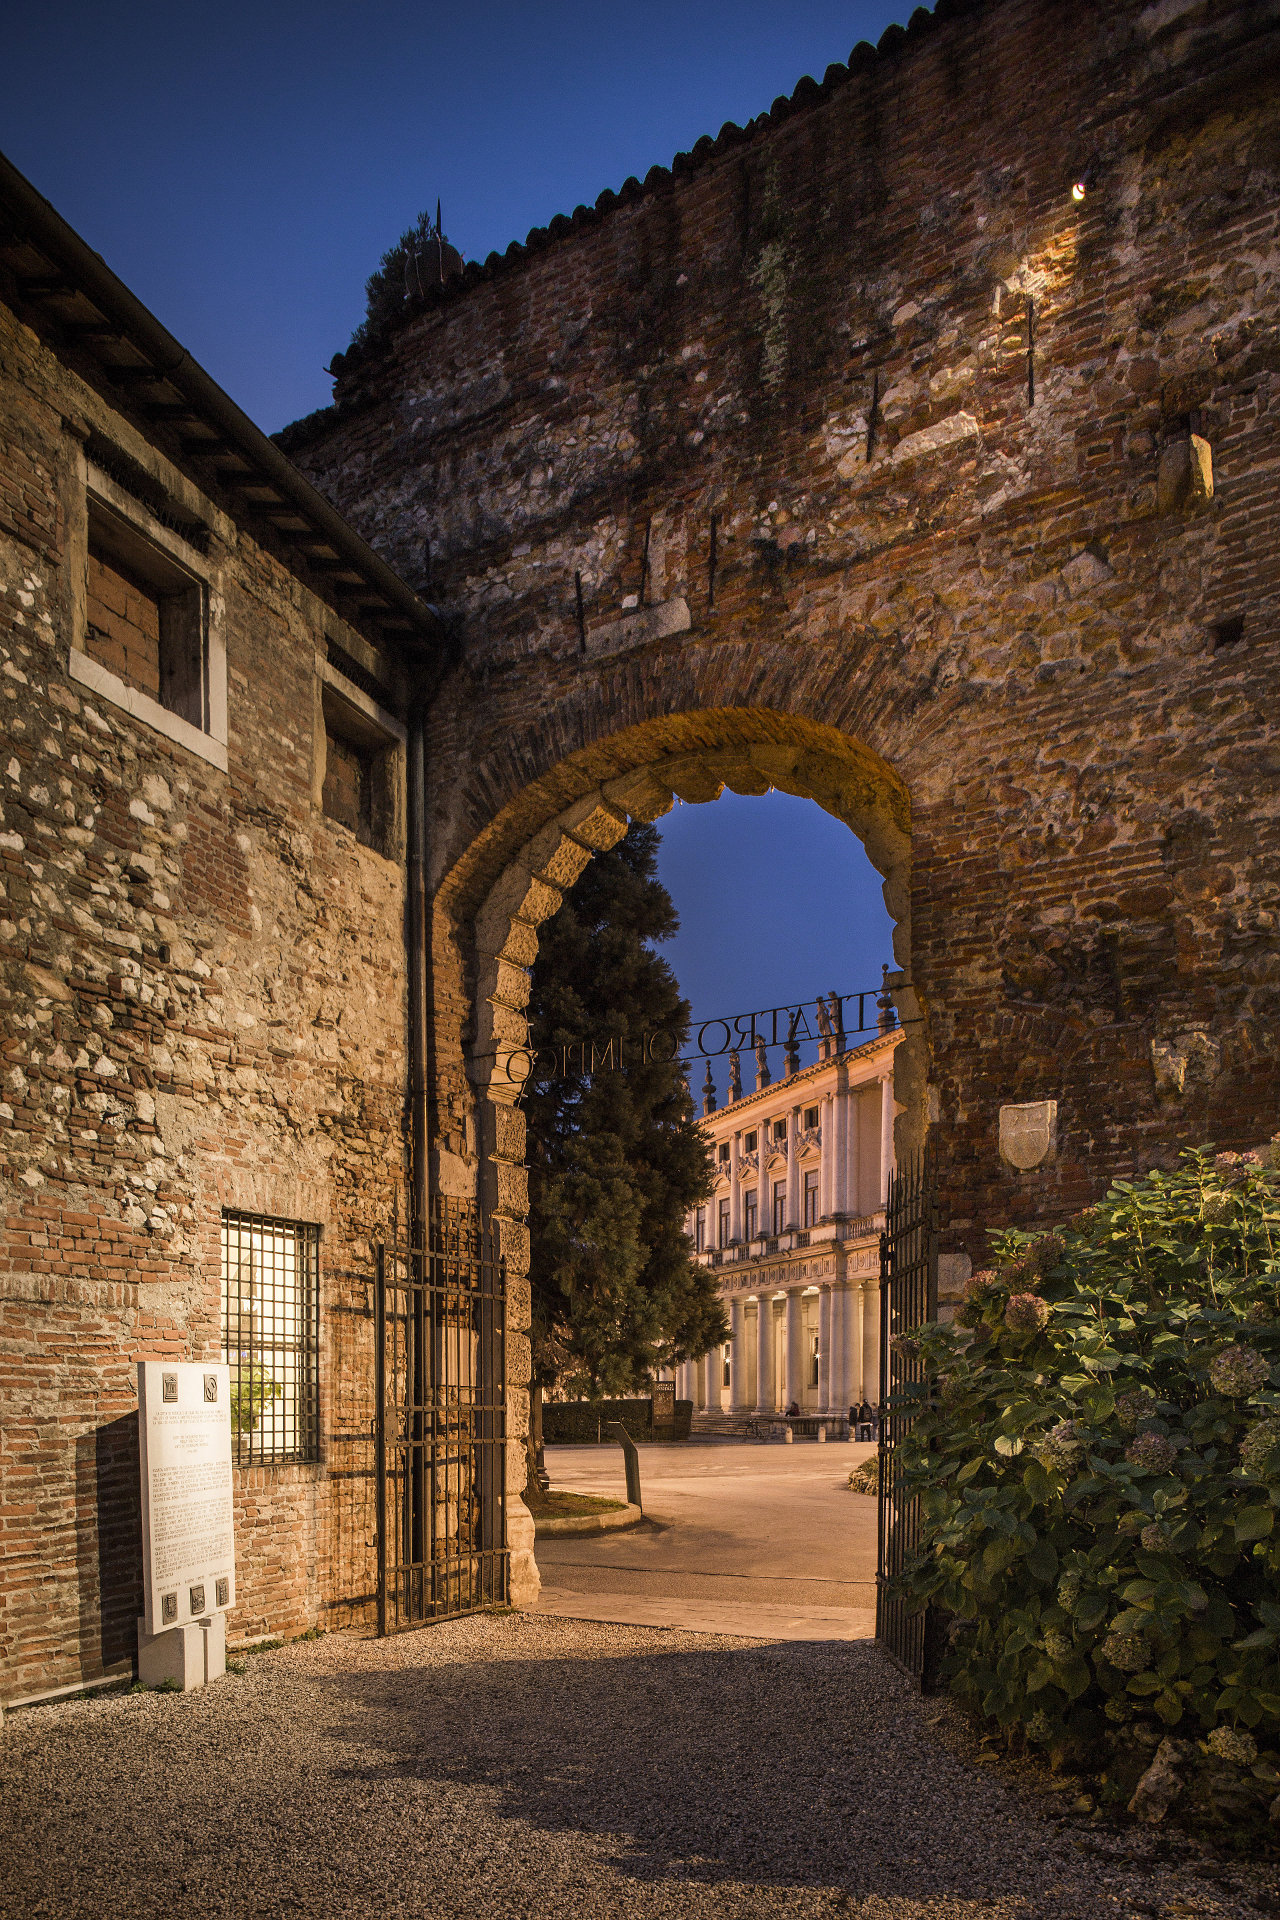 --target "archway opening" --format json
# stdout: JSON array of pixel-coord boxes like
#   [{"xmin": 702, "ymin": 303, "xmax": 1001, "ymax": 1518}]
[{"xmin": 435, "ymin": 707, "xmax": 928, "ymax": 1612}]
